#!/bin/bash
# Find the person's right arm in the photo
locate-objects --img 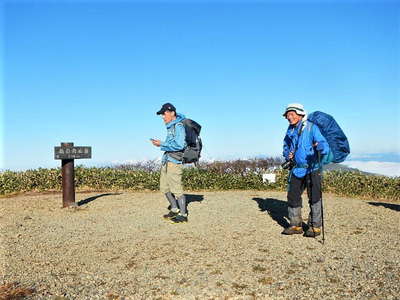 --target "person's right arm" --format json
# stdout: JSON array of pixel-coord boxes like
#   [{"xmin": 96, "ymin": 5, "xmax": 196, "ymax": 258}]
[{"xmin": 283, "ymin": 135, "xmax": 292, "ymax": 160}]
